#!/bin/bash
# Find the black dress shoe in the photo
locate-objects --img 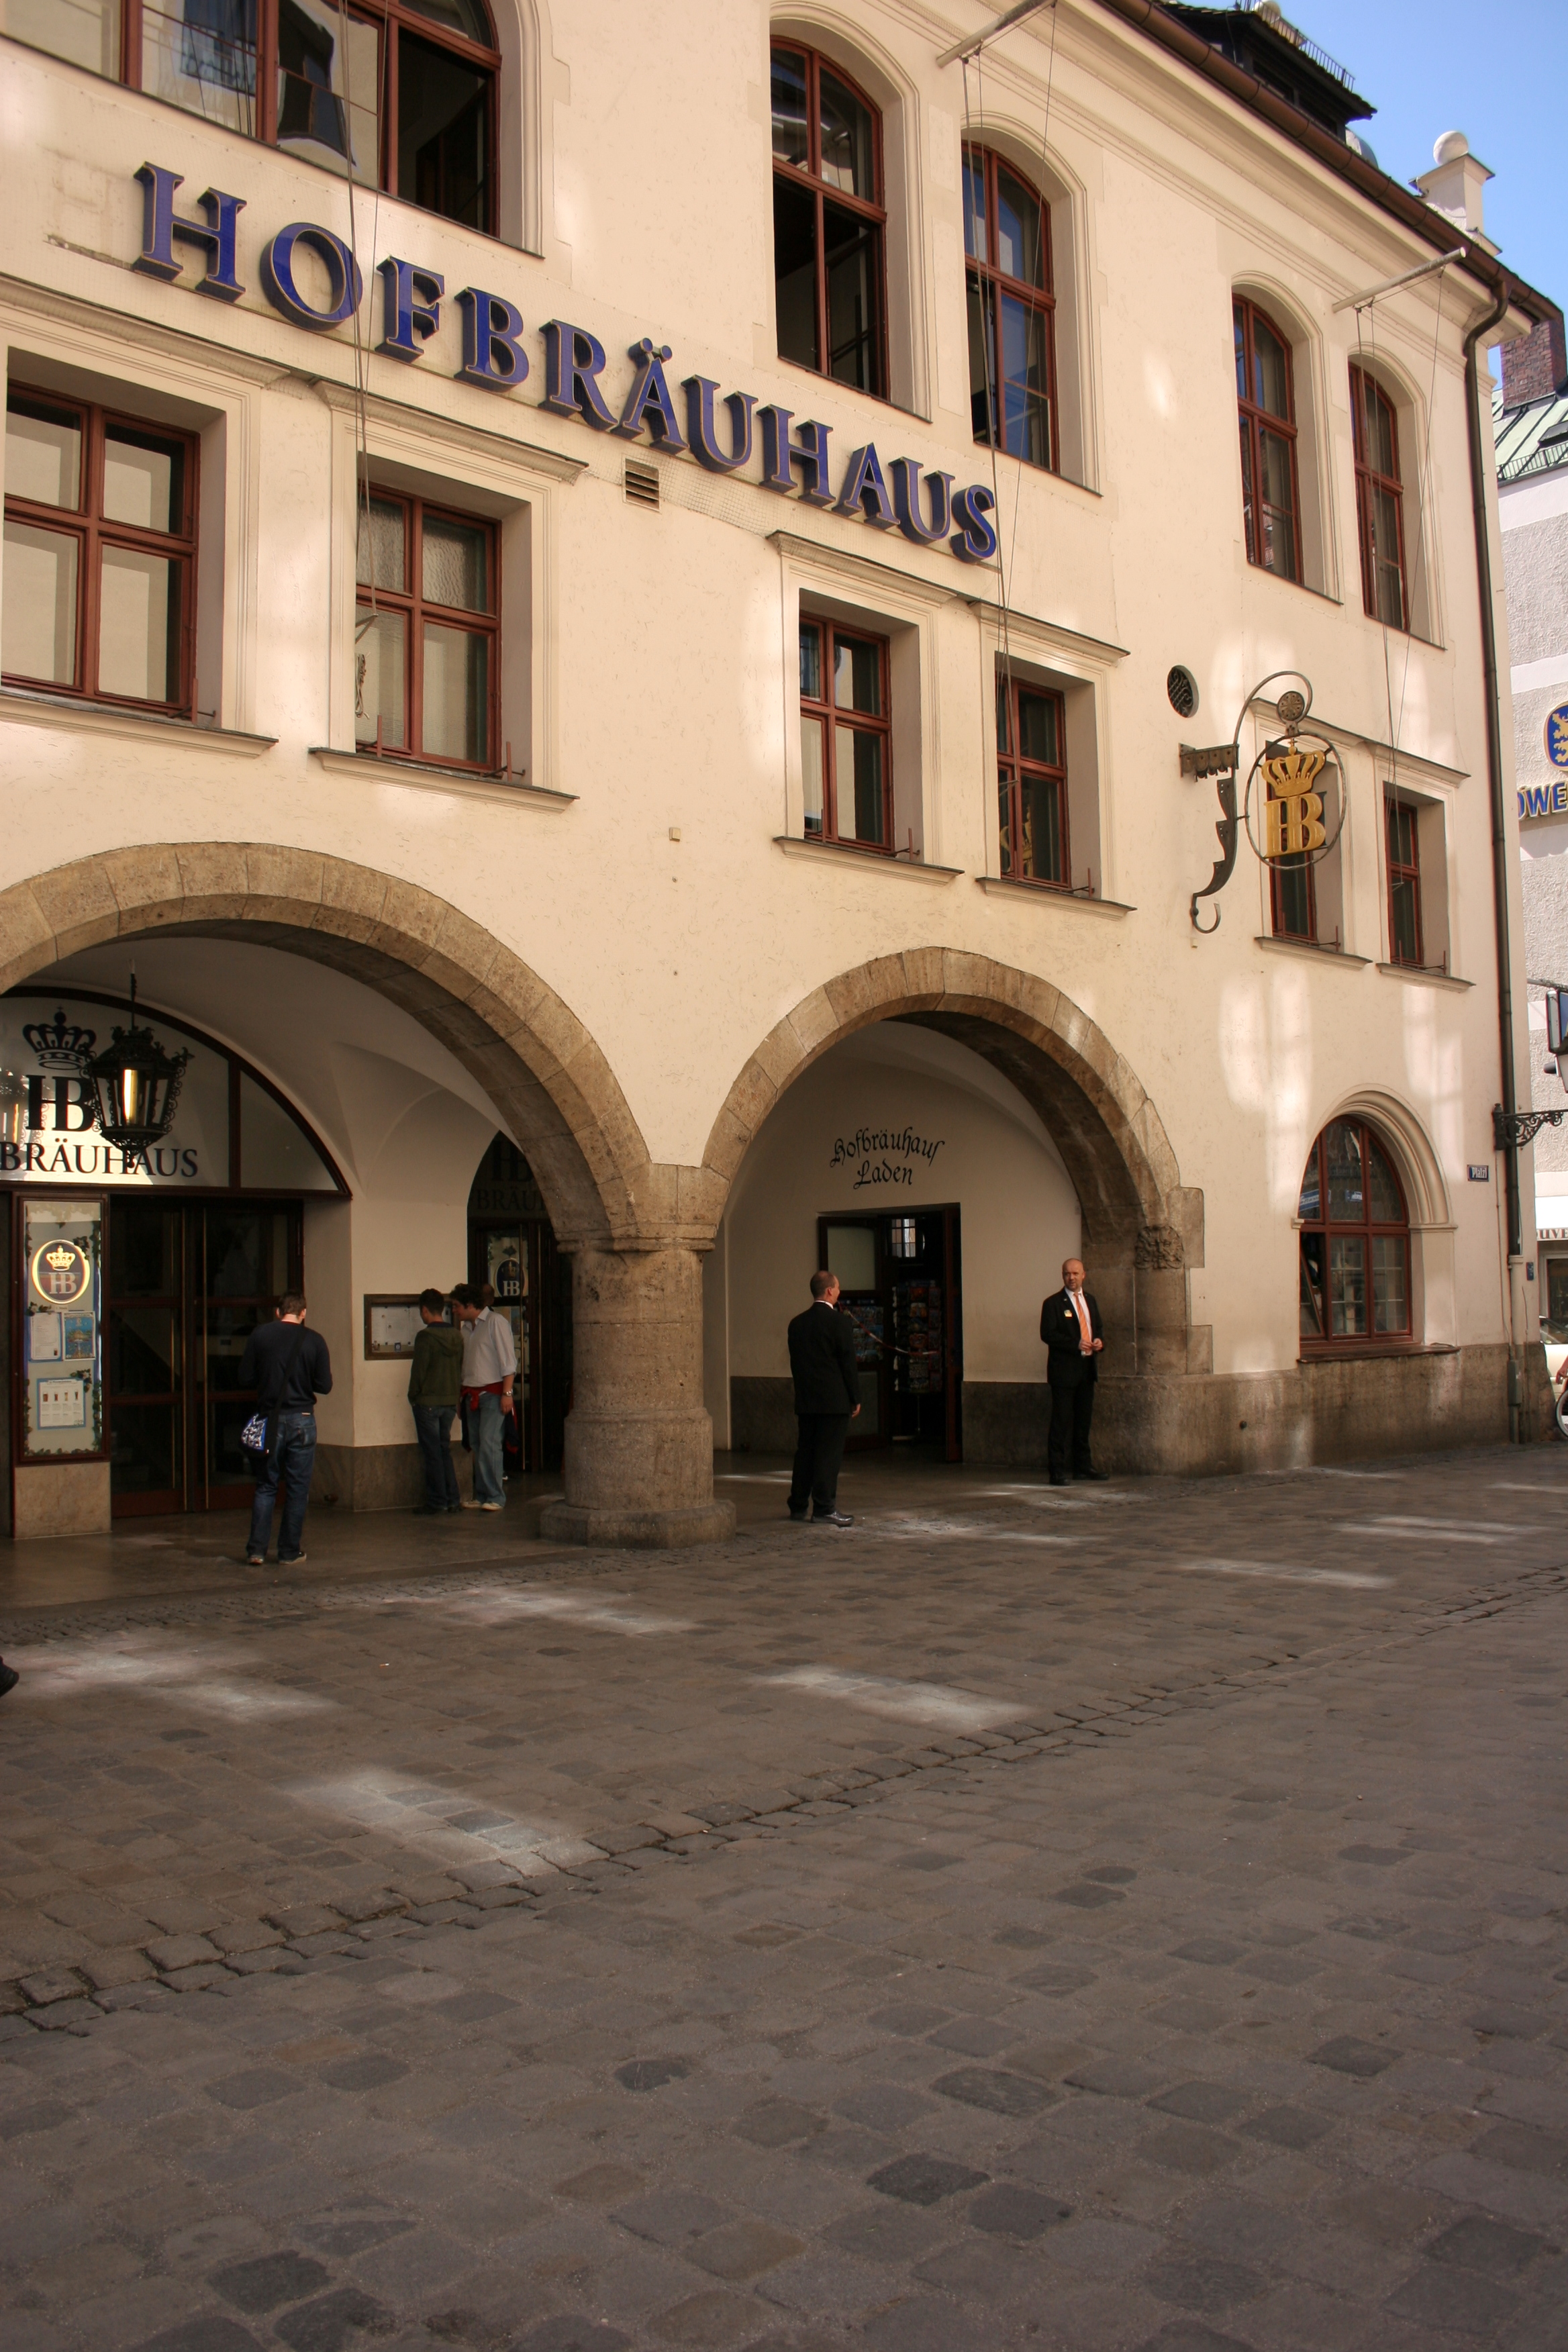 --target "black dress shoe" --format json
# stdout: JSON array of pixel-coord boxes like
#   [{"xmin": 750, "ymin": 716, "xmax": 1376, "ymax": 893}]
[
  {"xmin": 1048, "ymin": 1474, "xmax": 1069, "ymax": 1487},
  {"xmin": 787, "ymin": 1508, "xmax": 809, "ymax": 1522},
  {"xmin": 812, "ymin": 1510, "xmax": 854, "ymax": 1527},
  {"xmin": 1076, "ymin": 1469, "xmax": 1111, "ymax": 1482},
  {"xmin": 0, "ymin": 1660, "xmax": 17, "ymax": 1699}
]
